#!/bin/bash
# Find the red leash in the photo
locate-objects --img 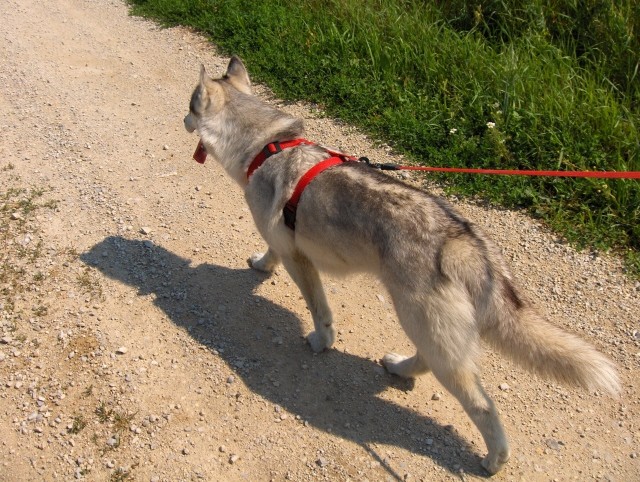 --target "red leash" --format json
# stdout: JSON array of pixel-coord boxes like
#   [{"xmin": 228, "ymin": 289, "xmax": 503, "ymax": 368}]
[
  {"xmin": 366, "ymin": 160, "xmax": 640, "ymax": 179},
  {"xmin": 191, "ymin": 137, "xmax": 639, "ymax": 230}
]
